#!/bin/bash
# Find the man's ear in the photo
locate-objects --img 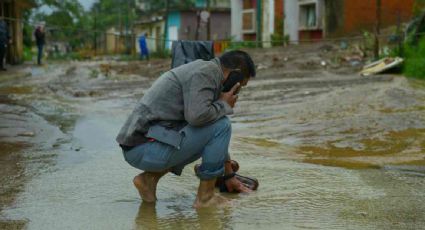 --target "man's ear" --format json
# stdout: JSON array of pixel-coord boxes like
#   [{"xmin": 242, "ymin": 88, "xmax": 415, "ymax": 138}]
[{"xmin": 221, "ymin": 68, "xmax": 231, "ymax": 83}]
